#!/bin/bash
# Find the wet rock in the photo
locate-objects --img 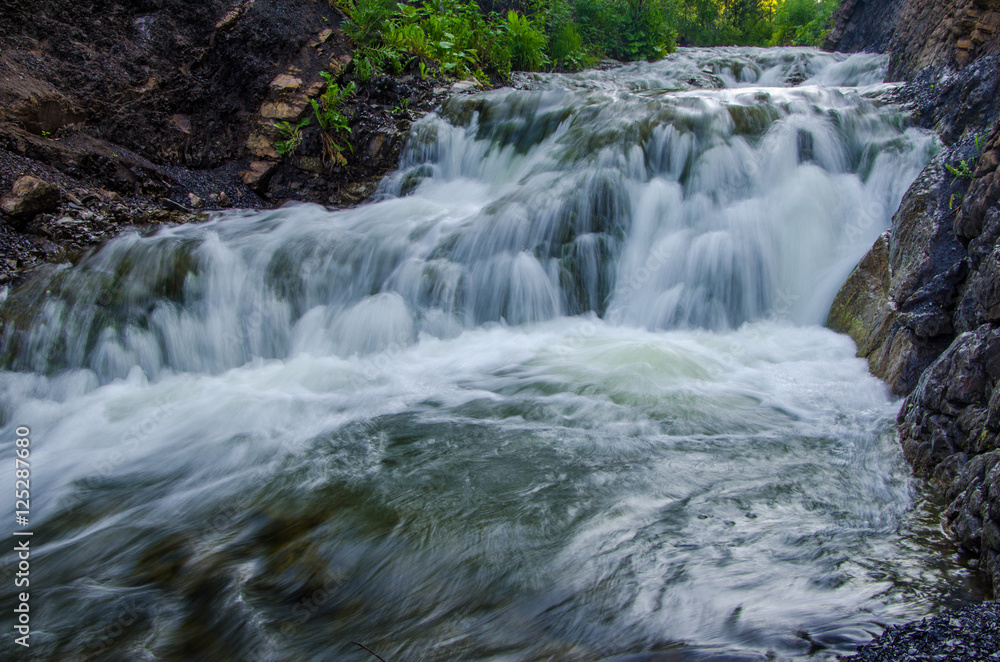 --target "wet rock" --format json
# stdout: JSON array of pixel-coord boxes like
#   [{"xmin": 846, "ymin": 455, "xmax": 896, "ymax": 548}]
[
  {"xmin": 187, "ymin": 193, "xmax": 204, "ymax": 210},
  {"xmin": 270, "ymin": 74, "xmax": 303, "ymax": 92},
  {"xmin": 829, "ymin": 0, "xmax": 1000, "ymax": 80},
  {"xmin": 828, "ymin": 150, "xmax": 968, "ymax": 395},
  {"xmin": 0, "ymin": 176, "xmax": 61, "ymax": 228},
  {"xmin": 241, "ymin": 161, "xmax": 277, "ymax": 191},
  {"xmin": 827, "ymin": 2, "xmax": 1000, "ymax": 597},
  {"xmin": 825, "ymin": 0, "xmax": 905, "ymax": 57},
  {"xmin": 260, "ymin": 99, "xmax": 309, "ymax": 120},
  {"xmin": 209, "ymin": 191, "xmax": 231, "ymax": 208}
]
